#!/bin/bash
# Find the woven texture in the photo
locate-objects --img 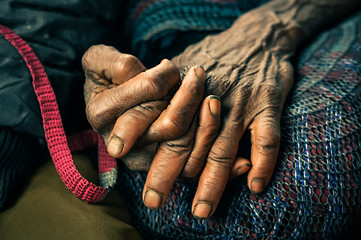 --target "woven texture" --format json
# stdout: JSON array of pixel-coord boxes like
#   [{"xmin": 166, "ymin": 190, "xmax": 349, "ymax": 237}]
[
  {"xmin": 123, "ymin": 0, "xmax": 269, "ymax": 66},
  {"xmin": 117, "ymin": 10, "xmax": 361, "ymax": 240}
]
